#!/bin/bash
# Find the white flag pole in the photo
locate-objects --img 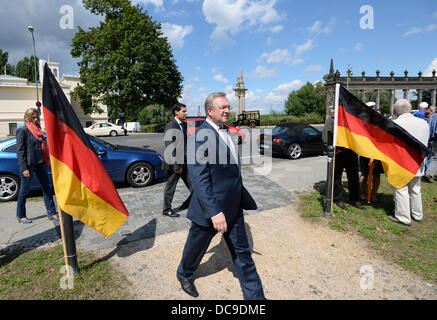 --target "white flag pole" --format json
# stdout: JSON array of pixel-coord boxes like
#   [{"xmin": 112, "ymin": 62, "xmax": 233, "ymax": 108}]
[{"xmin": 329, "ymin": 83, "xmax": 341, "ymax": 214}]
